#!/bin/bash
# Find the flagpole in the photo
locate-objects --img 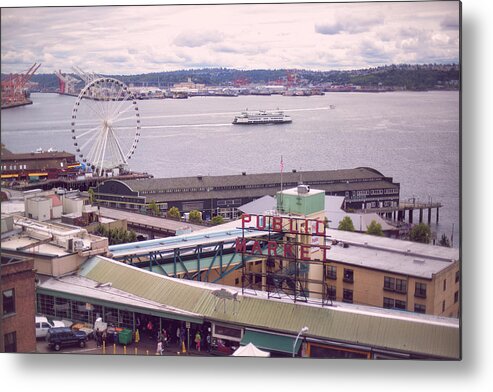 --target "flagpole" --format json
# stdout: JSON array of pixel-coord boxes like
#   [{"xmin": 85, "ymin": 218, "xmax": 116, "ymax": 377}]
[{"xmin": 280, "ymin": 155, "xmax": 284, "ymax": 213}]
